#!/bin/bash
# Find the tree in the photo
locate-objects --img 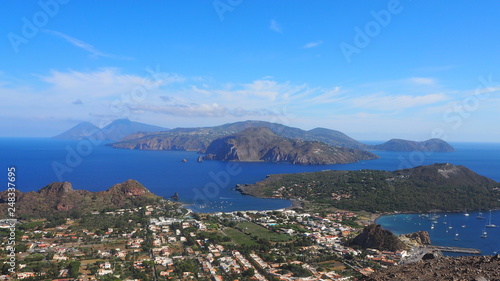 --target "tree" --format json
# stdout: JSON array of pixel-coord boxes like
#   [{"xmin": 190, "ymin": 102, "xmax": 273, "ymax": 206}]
[
  {"xmin": 69, "ymin": 261, "xmax": 81, "ymax": 278},
  {"xmin": 243, "ymin": 268, "xmax": 255, "ymax": 277}
]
